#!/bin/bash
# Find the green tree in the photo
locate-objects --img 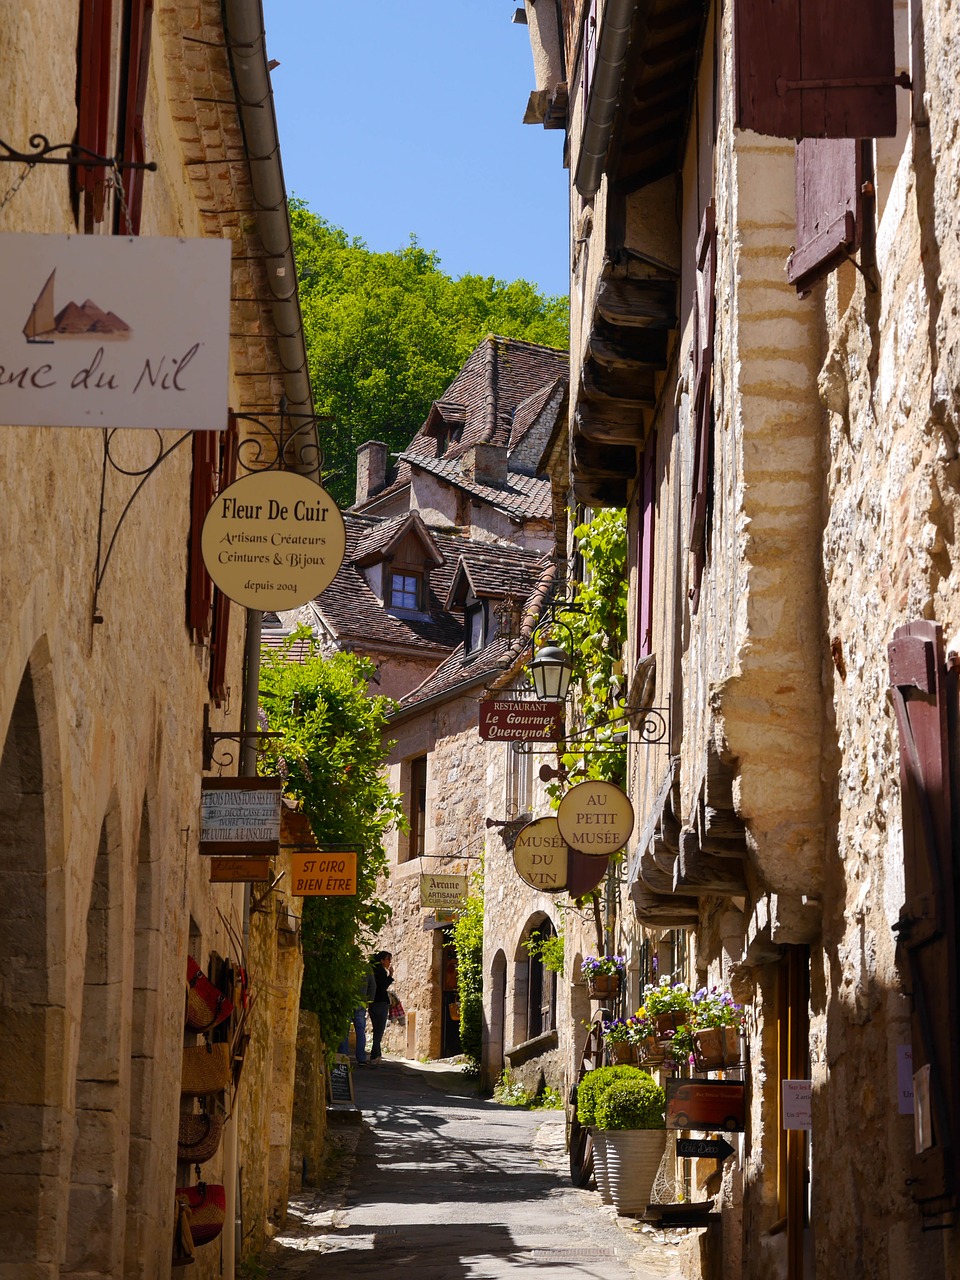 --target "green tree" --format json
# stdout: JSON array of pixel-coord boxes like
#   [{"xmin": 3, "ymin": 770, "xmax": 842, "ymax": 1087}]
[
  {"xmin": 291, "ymin": 201, "xmax": 569, "ymax": 505},
  {"xmin": 257, "ymin": 632, "xmax": 403, "ymax": 1051}
]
